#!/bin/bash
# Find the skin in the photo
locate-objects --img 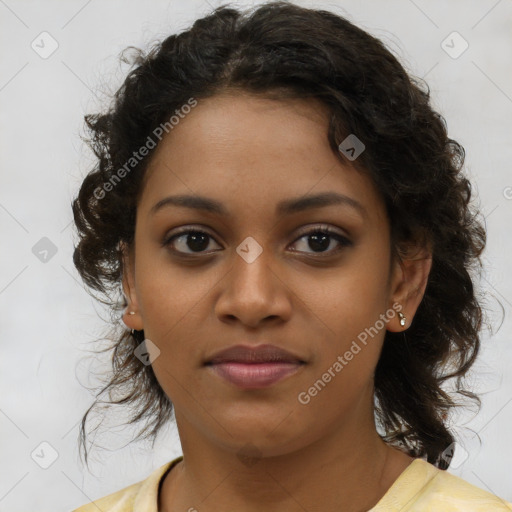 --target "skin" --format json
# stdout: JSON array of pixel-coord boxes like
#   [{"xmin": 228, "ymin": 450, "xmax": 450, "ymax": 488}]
[{"xmin": 121, "ymin": 91, "xmax": 432, "ymax": 512}]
